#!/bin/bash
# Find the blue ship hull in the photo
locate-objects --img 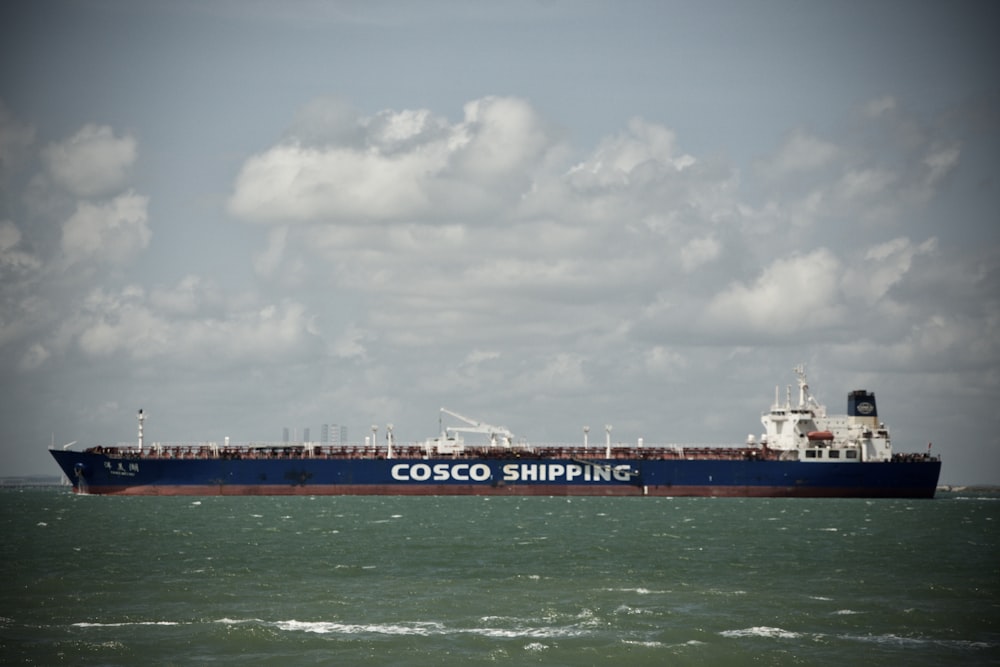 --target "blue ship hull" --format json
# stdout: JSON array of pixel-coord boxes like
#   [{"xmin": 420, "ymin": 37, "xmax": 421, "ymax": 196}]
[{"xmin": 49, "ymin": 449, "xmax": 941, "ymax": 498}]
